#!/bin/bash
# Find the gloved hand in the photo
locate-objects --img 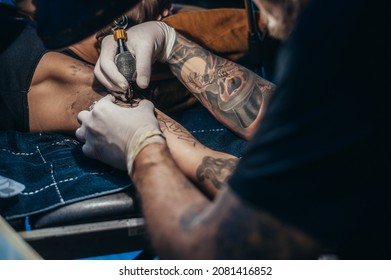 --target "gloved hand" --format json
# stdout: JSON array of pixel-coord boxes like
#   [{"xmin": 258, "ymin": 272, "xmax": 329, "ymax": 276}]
[
  {"xmin": 94, "ymin": 21, "xmax": 176, "ymax": 96},
  {"xmin": 76, "ymin": 95, "xmax": 166, "ymax": 175}
]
